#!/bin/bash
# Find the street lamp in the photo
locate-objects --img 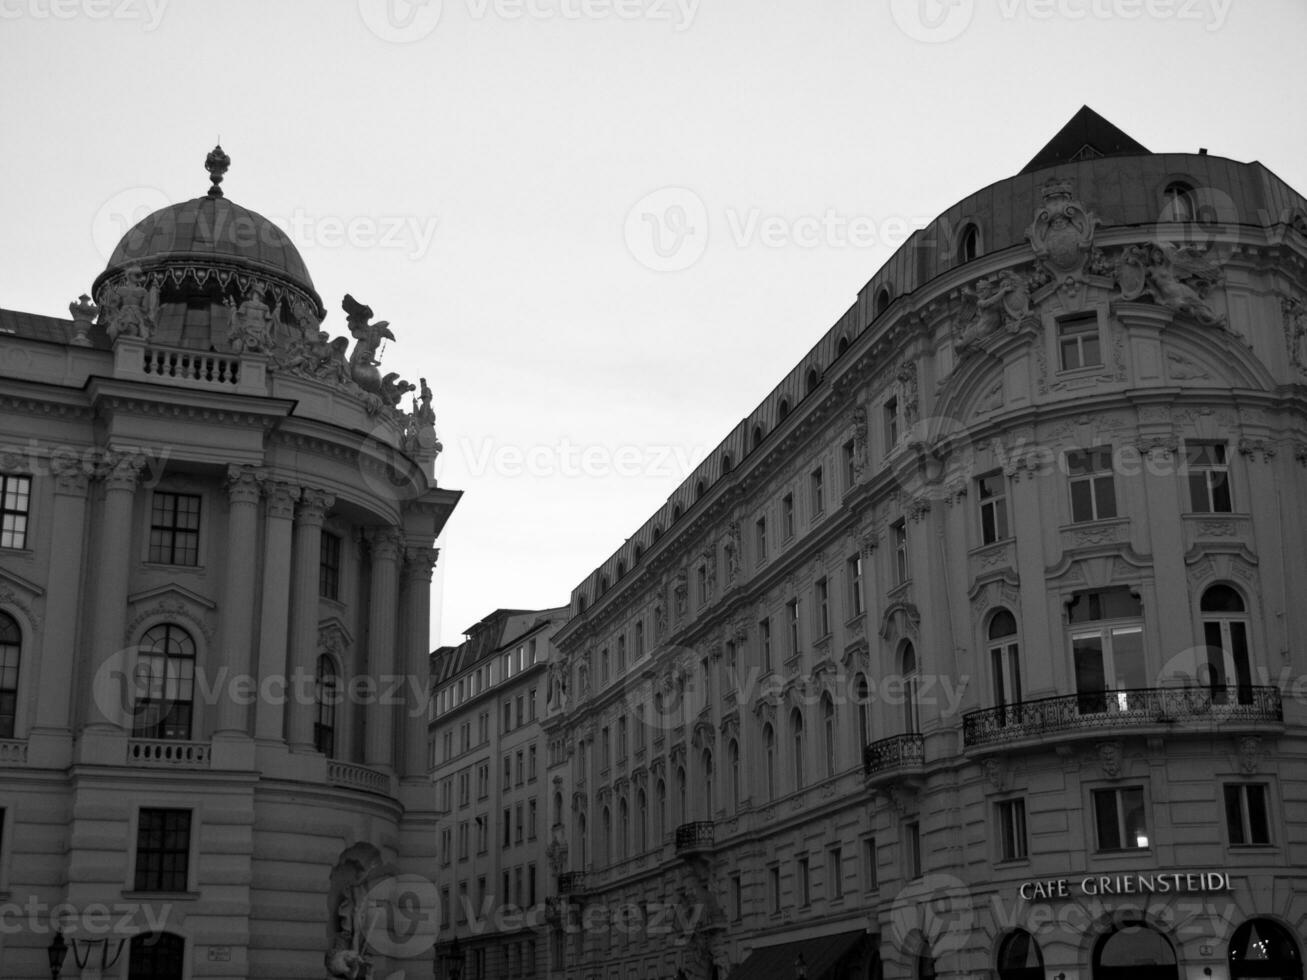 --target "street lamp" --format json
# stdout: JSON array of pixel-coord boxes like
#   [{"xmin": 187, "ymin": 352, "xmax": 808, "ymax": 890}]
[{"xmin": 47, "ymin": 930, "xmax": 68, "ymax": 980}]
